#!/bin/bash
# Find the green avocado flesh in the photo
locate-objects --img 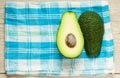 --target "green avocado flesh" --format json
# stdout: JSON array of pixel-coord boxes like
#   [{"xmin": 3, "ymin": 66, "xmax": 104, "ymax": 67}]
[
  {"xmin": 78, "ymin": 11, "xmax": 104, "ymax": 57},
  {"xmin": 56, "ymin": 12, "xmax": 84, "ymax": 58}
]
